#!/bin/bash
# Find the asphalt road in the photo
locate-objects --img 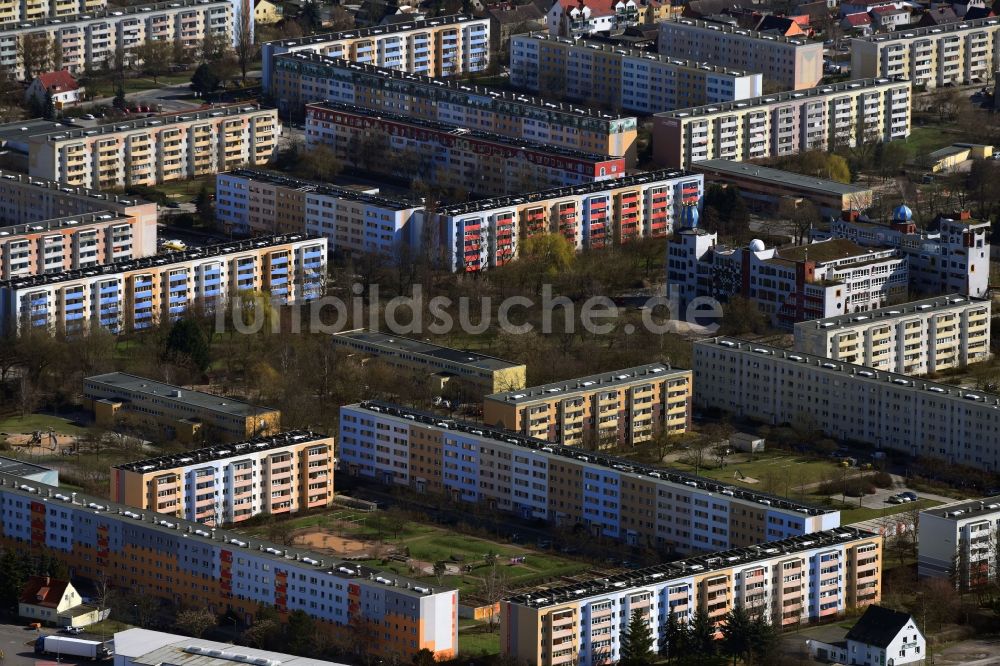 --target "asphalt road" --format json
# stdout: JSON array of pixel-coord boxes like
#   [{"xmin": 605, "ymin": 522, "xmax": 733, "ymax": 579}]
[
  {"xmin": 86, "ymin": 82, "xmax": 204, "ymax": 114},
  {"xmin": 0, "ymin": 620, "xmax": 117, "ymax": 666}
]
